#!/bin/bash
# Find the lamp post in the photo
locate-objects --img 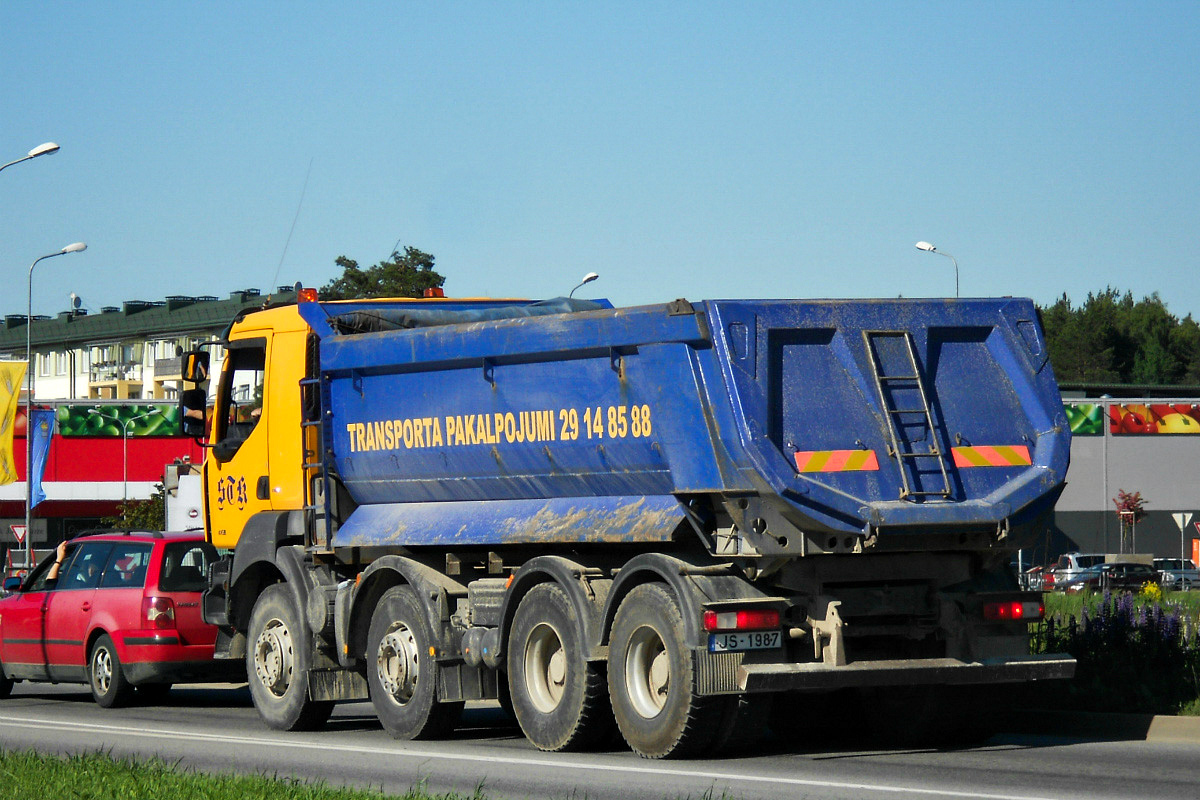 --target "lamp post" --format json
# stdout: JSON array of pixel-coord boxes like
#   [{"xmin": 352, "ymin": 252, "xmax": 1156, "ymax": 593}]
[
  {"xmin": 87, "ymin": 407, "xmax": 163, "ymax": 508},
  {"xmin": 569, "ymin": 272, "xmax": 599, "ymax": 298},
  {"xmin": 1, "ymin": 142, "xmax": 60, "ymax": 175},
  {"xmin": 915, "ymin": 241, "xmax": 959, "ymax": 298},
  {"xmin": 26, "ymin": 242, "xmax": 87, "ymax": 567}
]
